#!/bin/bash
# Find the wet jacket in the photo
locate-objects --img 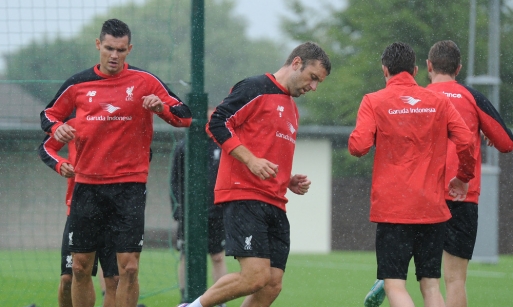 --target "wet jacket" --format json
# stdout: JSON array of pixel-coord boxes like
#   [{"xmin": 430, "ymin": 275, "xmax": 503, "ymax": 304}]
[
  {"xmin": 427, "ymin": 81, "xmax": 513, "ymax": 204},
  {"xmin": 349, "ymin": 72, "xmax": 476, "ymax": 224}
]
